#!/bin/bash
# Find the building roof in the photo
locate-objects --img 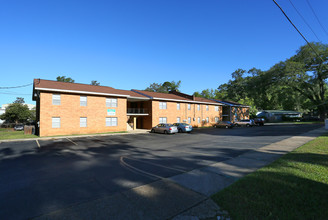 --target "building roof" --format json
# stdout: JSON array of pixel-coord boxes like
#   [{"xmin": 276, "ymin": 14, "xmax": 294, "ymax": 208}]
[
  {"xmin": 33, "ymin": 79, "xmax": 222, "ymax": 105},
  {"xmin": 212, "ymin": 99, "xmax": 249, "ymax": 107},
  {"xmin": 260, "ymin": 110, "xmax": 302, "ymax": 114},
  {"xmin": 33, "ymin": 79, "xmax": 148, "ymax": 100}
]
